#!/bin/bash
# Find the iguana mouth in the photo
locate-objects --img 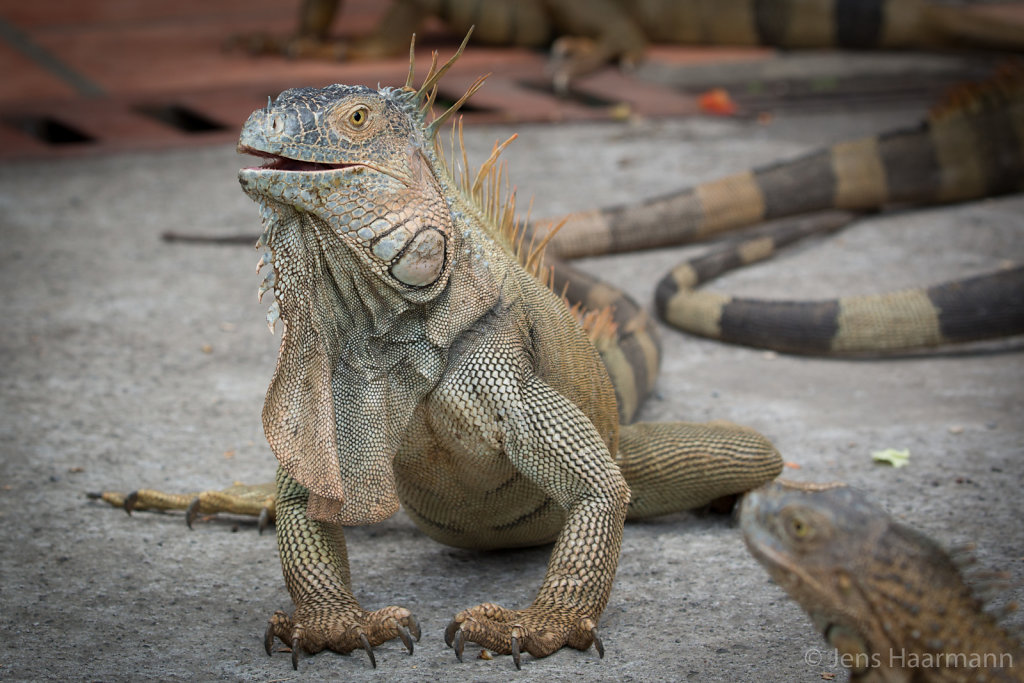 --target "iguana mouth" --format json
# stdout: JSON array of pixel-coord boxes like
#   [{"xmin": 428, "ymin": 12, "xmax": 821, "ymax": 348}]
[{"xmin": 239, "ymin": 147, "xmax": 360, "ymax": 172}]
